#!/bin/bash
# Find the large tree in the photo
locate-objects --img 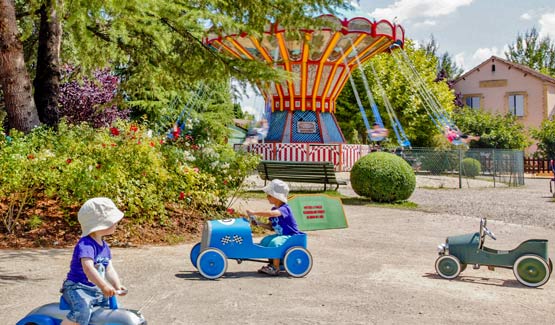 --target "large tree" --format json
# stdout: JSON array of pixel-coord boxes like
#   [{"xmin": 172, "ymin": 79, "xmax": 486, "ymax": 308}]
[
  {"xmin": 505, "ymin": 28, "xmax": 555, "ymax": 77},
  {"xmin": 0, "ymin": 0, "xmax": 41, "ymax": 132},
  {"xmin": 3, "ymin": 0, "xmax": 351, "ymax": 132},
  {"xmin": 33, "ymin": 0, "xmax": 62, "ymax": 127}
]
